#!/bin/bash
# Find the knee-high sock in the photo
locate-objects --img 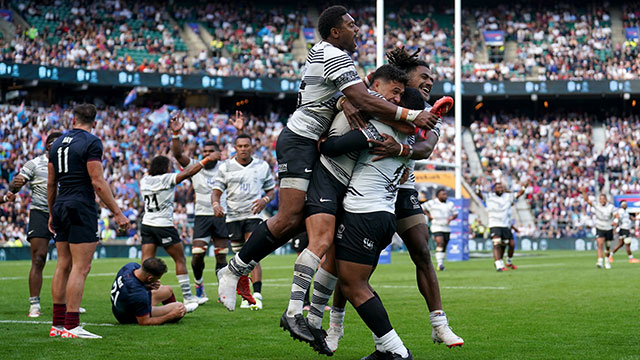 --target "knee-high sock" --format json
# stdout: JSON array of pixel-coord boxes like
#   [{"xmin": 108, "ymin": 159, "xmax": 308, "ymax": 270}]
[
  {"xmin": 177, "ymin": 274, "xmax": 193, "ymax": 298},
  {"xmin": 307, "ymin": 267, "xmax": 338, "ymax": 329},
  {"xmin": 286, "ymin": 249, "xmax": 320, "ymax": 317}
]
